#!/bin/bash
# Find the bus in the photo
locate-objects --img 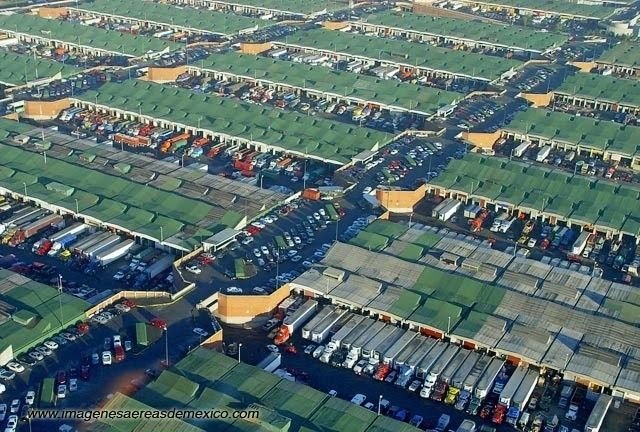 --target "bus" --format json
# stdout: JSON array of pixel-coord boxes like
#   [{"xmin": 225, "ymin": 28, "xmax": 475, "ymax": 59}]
[
  {"xmin": 274, "ymin": 236, "xmax": 287, "ymax": 250},
  {"xmin": 40, "ymin": 377, "xmax": 55, "ymax": 407},
  {"xmin": 325, "ymin": 204, "xmax": 339, "ymax": 221},
  {"xmin": 404, "ymin": 155, "xmax": 417, "ymax": 167}
]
